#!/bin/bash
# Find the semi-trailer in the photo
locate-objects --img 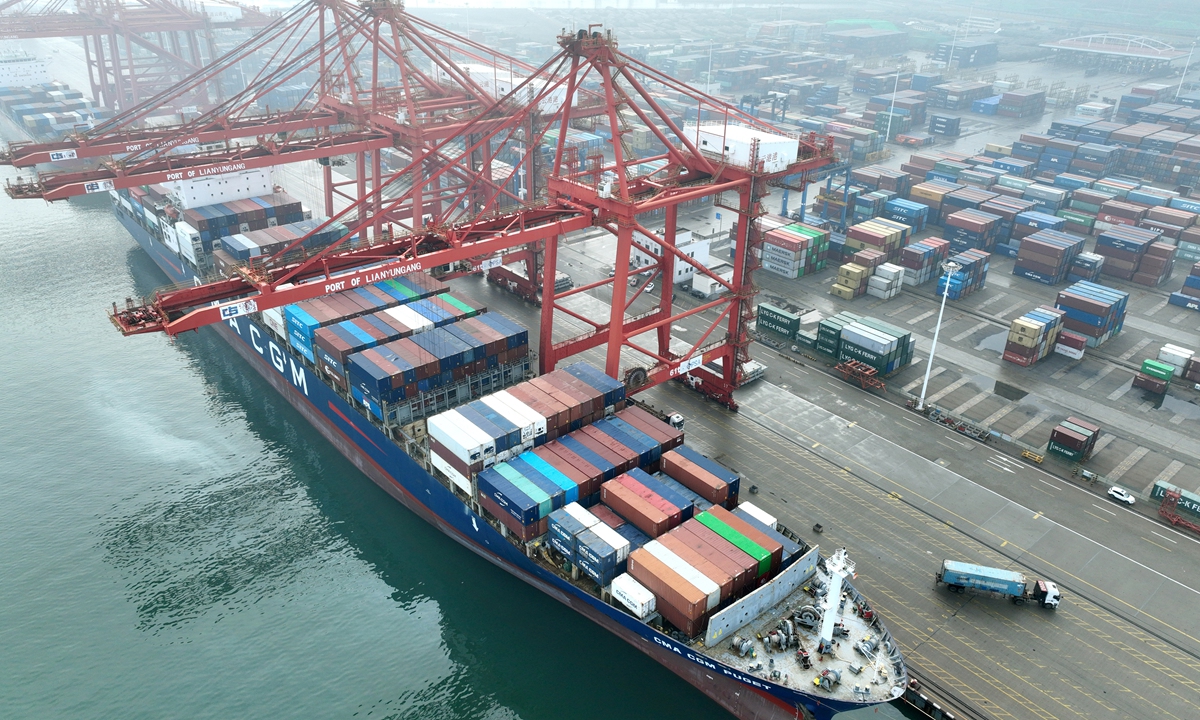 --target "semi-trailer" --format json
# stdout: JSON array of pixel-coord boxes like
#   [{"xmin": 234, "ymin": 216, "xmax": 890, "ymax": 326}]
[{"xmin": 935, "ymin": 559, "xmax": 1062, "ymax": 608}]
